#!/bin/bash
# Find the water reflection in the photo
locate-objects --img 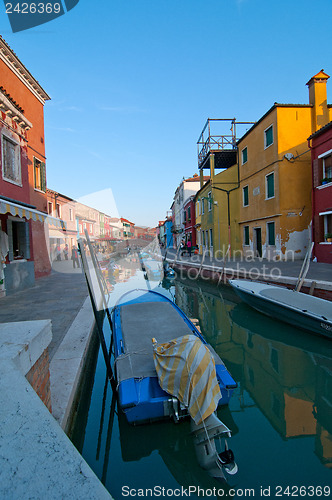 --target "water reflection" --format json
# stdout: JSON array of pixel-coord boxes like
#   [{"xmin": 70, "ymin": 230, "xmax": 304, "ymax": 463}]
[
  {"xmin": 69, "ymin": 259, "xmax": 332, "ymax": 499},
  {"xmin": 174, "ymin": 277, "xmax": 332, "ymax": 470}
]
